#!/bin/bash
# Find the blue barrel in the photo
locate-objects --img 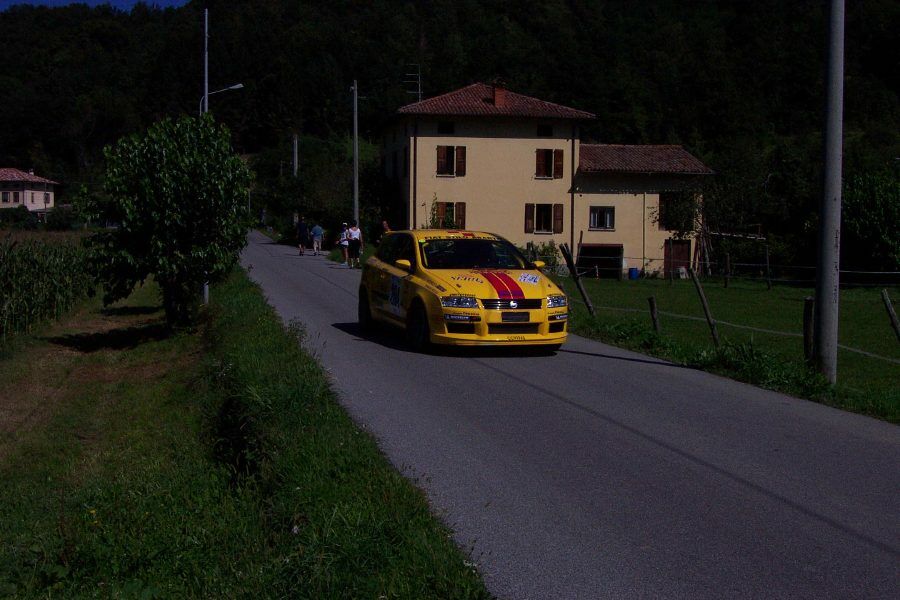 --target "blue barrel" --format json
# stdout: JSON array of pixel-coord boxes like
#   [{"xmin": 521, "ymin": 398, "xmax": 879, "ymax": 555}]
[{"xmin": 628, "ymin": 267, "xmax": 640, "ymax": 280}]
